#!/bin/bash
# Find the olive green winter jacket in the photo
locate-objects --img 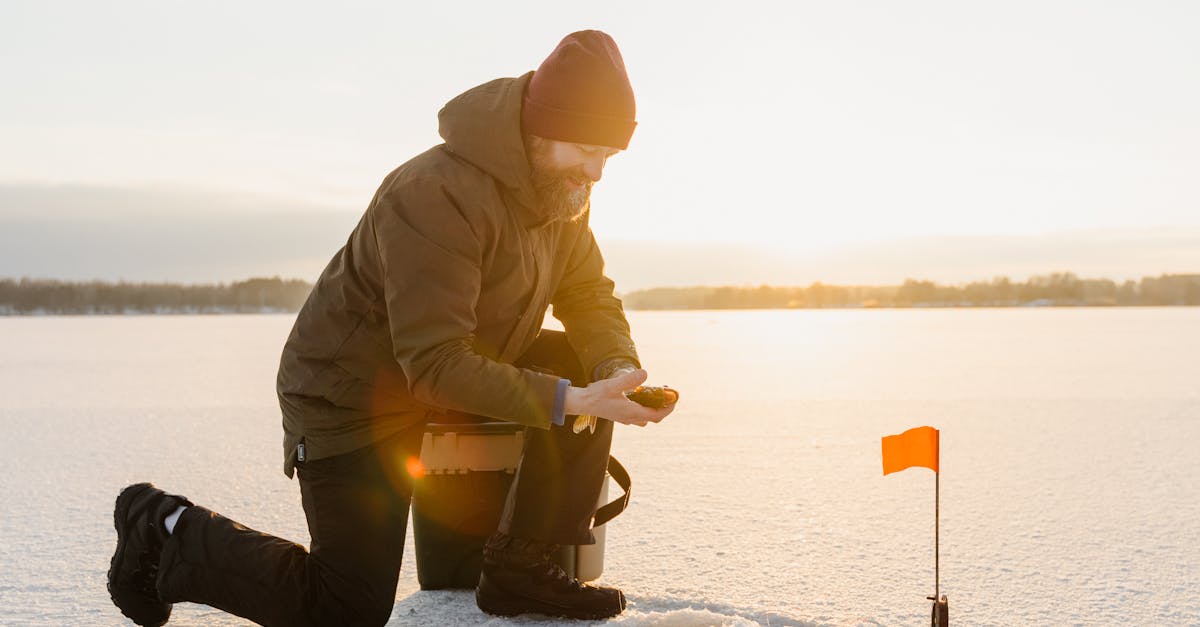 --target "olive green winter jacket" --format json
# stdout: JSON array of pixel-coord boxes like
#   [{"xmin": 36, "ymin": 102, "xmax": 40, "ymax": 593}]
[{"xmin": 275, "ymin": 73, "xmax": 639, "ymax": 477}]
